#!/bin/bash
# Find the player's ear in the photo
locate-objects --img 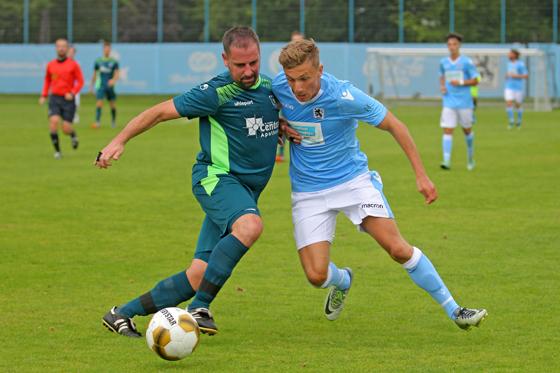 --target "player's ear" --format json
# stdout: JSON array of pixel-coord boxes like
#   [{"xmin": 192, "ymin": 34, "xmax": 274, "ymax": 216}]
[
  {"xmin": 318, "ymin": 64, "xmax": 324, "ymax": 76},
  {"xmin": 222, "ymin": 52, "xmax": 229, "ymax": 68}
]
